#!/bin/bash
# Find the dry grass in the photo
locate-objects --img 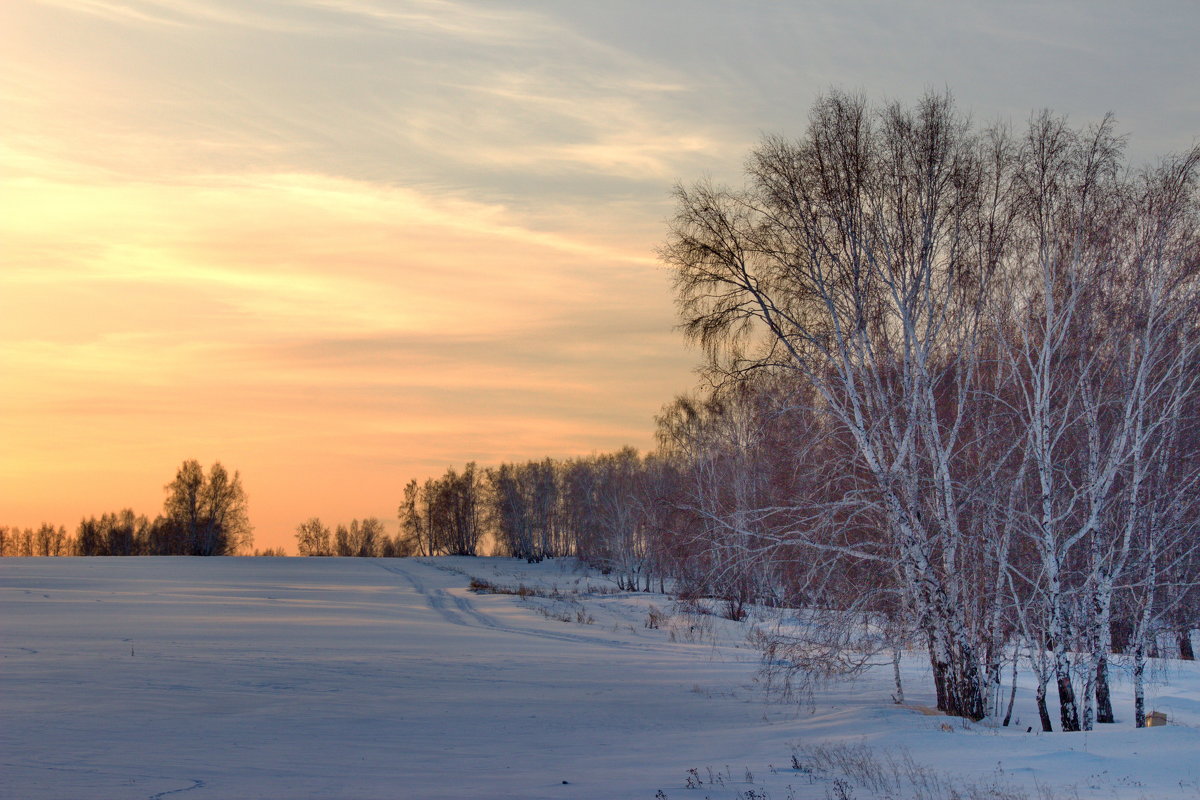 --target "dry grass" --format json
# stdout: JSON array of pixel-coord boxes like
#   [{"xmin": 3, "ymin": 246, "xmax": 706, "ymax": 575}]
[
  {"xmin": 468, "ymin": 577, "xmax": 547, "ymax": 598},
  {"xmin": 792, "ymin": 742, "xmax": 1081, "ymax": 800}
]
